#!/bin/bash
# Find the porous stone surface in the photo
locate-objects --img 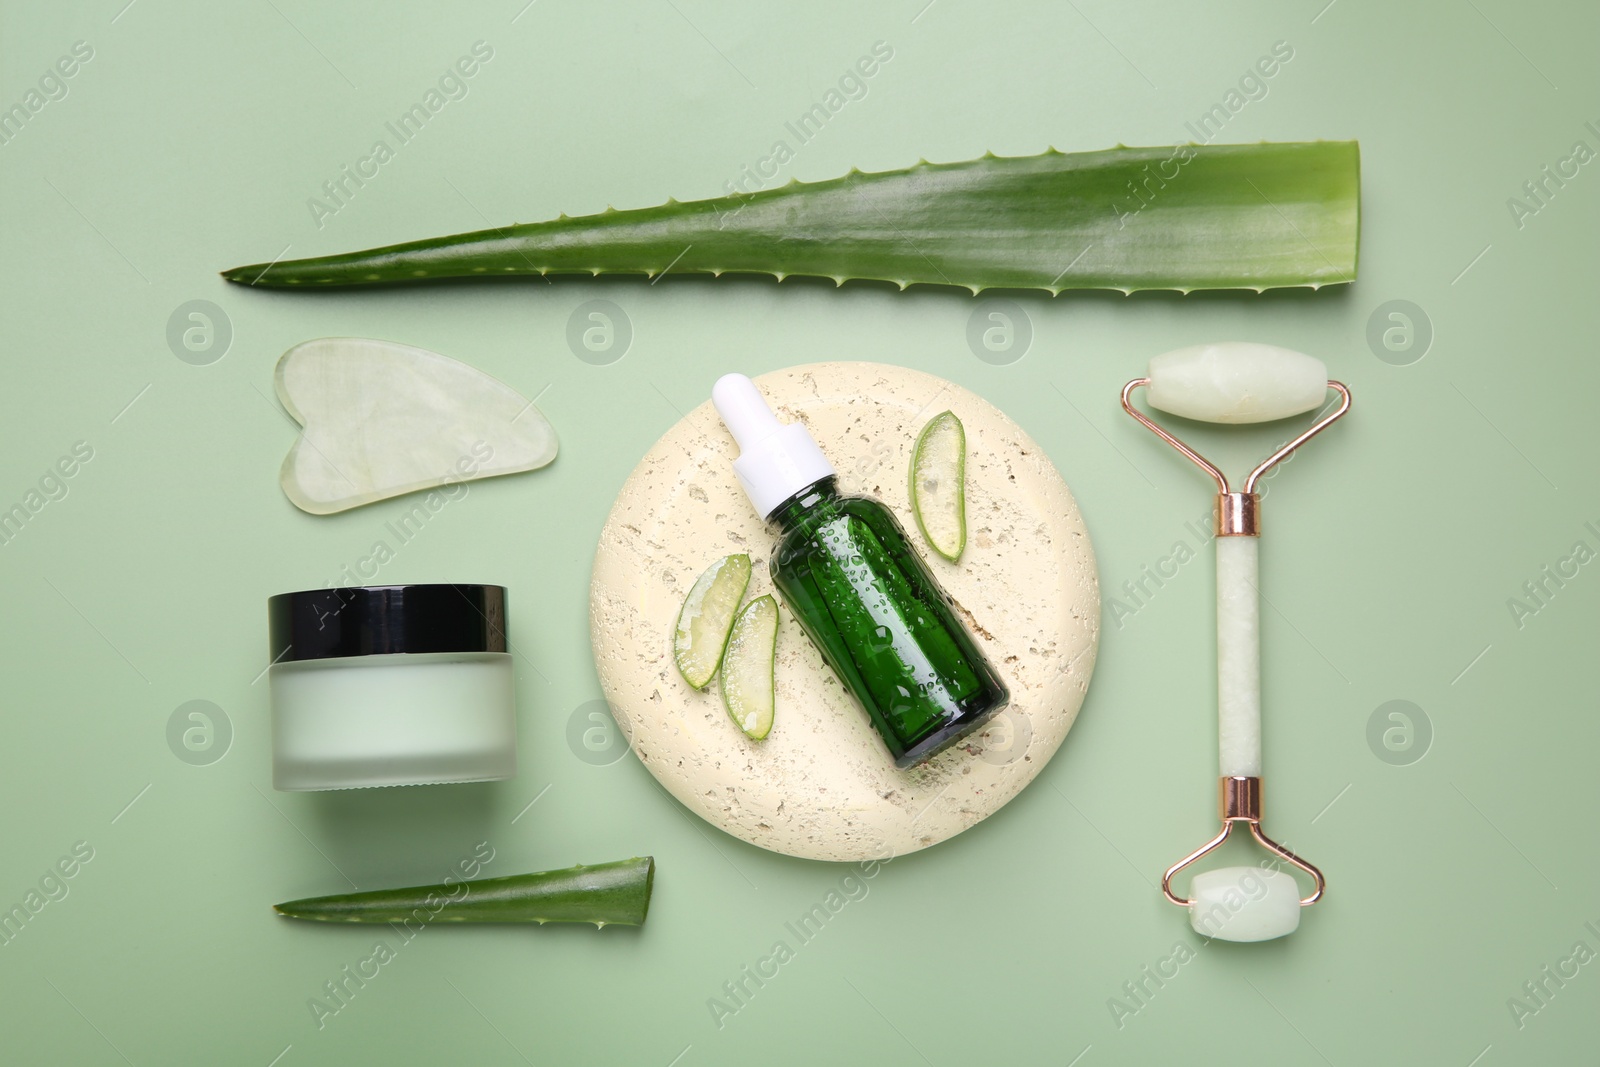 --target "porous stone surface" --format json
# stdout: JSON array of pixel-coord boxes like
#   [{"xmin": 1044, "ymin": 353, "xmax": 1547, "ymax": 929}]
[{"xmin": 589, "ymin": 362, "xmax": 1099, "ymax": 861}]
